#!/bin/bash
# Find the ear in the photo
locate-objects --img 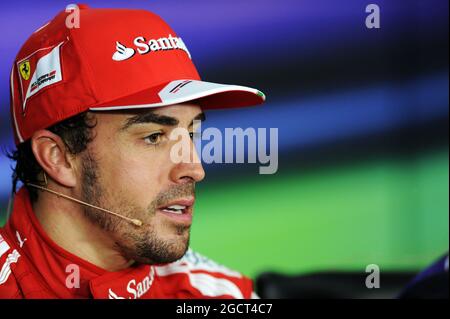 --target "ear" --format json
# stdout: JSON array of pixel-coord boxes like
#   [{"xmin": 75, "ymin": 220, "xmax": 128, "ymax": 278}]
[{"xmin": 31, "ymin": 129, "xmax": 78, "ymax": 188}]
